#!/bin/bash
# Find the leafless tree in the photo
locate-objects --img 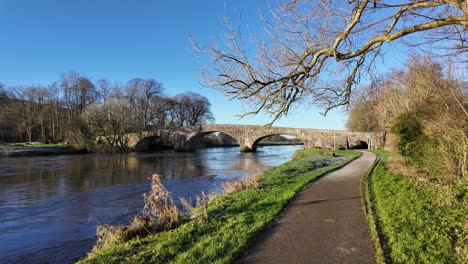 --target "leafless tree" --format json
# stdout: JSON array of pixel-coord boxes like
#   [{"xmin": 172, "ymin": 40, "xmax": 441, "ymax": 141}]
[
  {"xmin": 61, "ymin": 72, "xmax": 99, "ymax": 114},
  {"xmin": 196, "ymin": 0, "xmax": 467, "ymax": 125},
  {"xmin": 8, "ymin": 87, "xmax": 39, "ymax": 142},
  {"xmin": 170, "ymin": 92, "xmax": 215, "ymax": 128},
  {"xmin": 84, "ymin": 98, "xmax": 137, "ymax": 152},
  {"xmin": 125, "ymin": 78, "xmax": 164, "ymax": 131}
]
